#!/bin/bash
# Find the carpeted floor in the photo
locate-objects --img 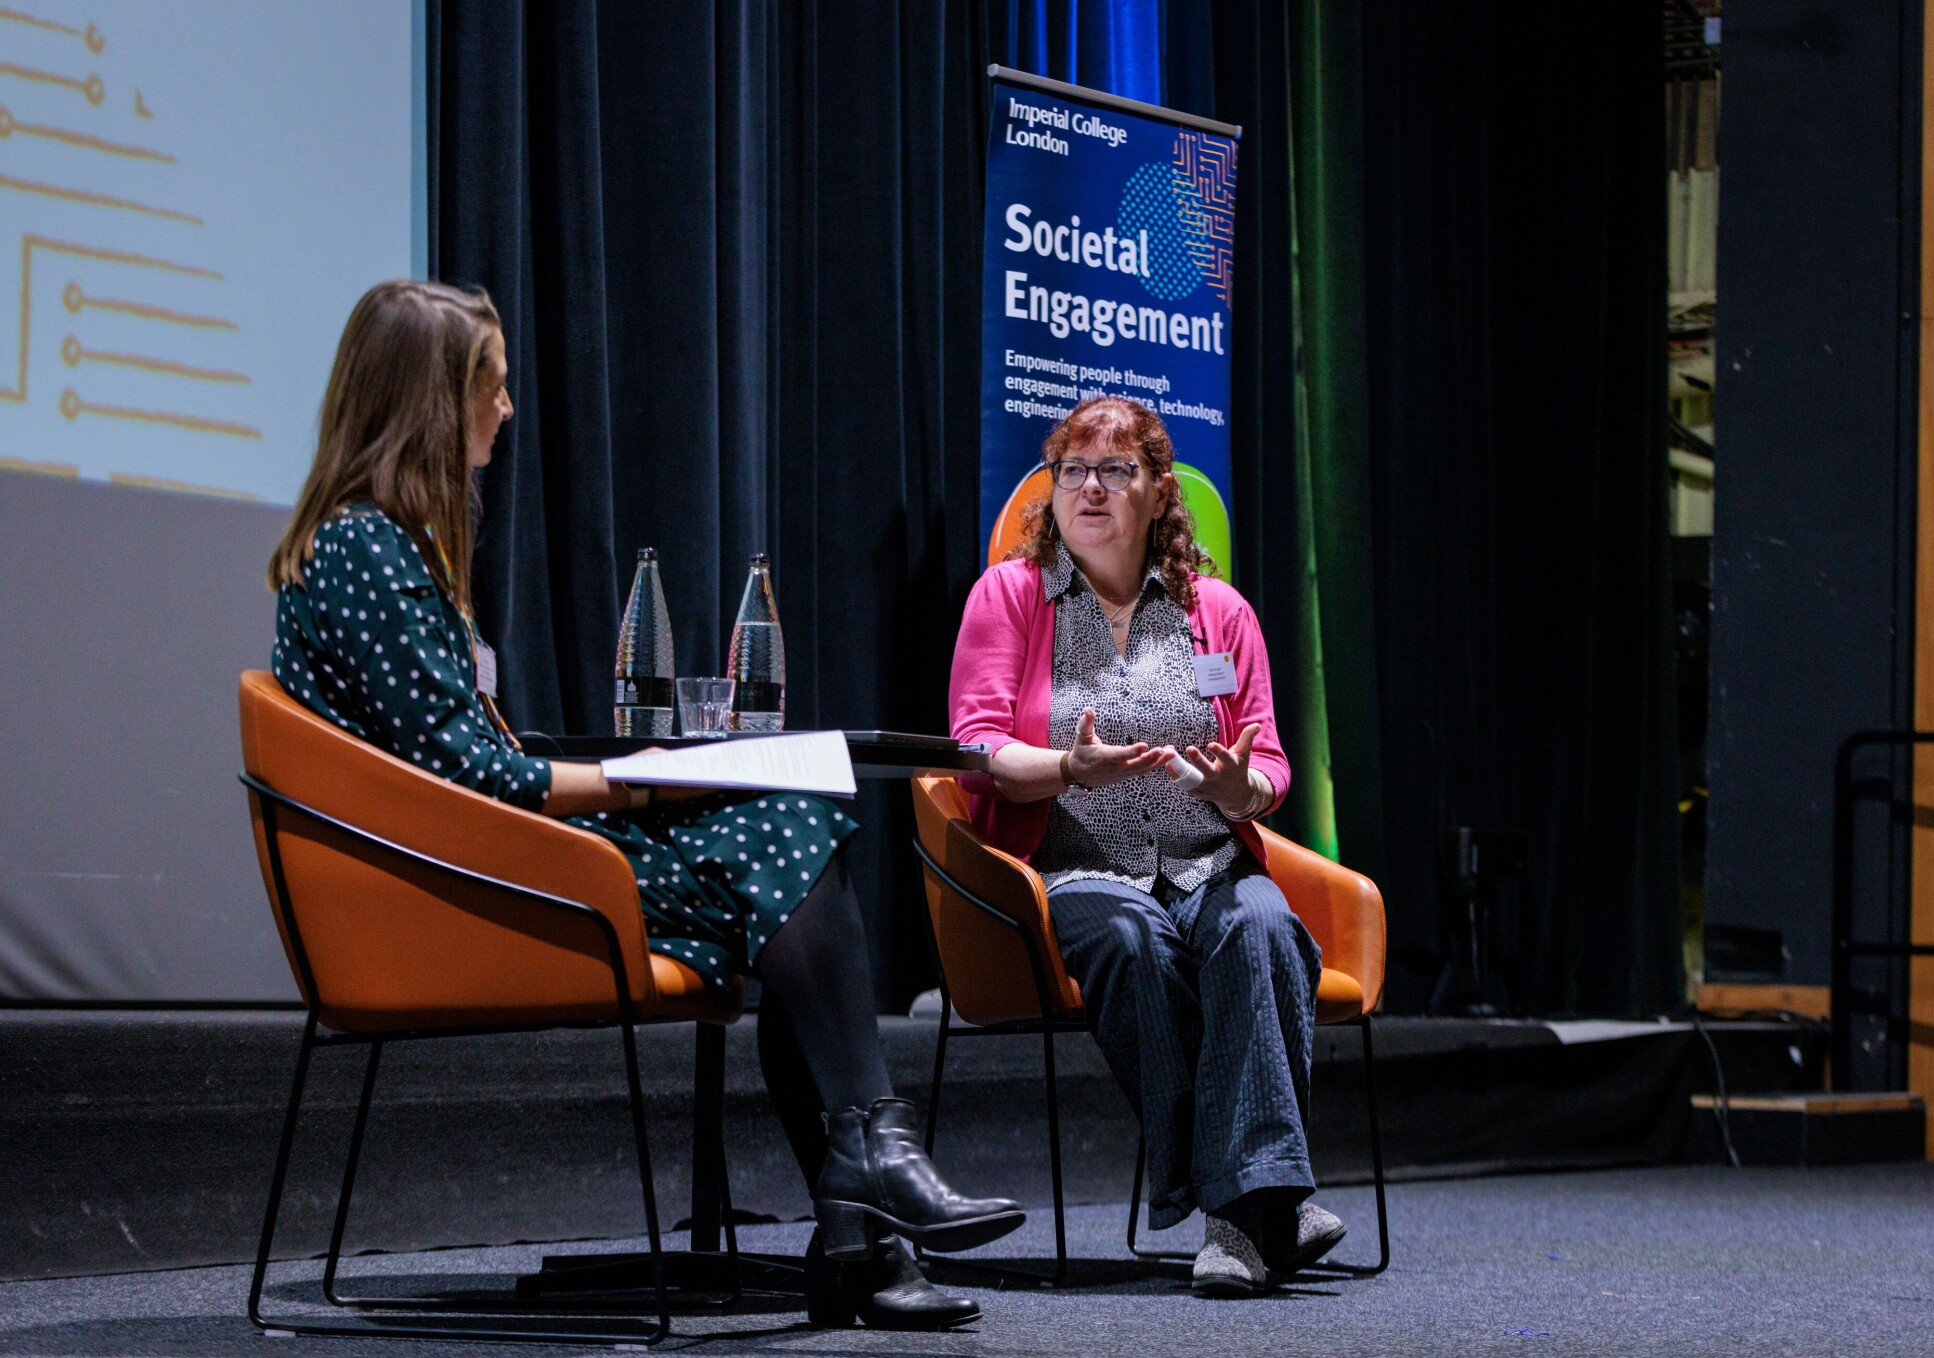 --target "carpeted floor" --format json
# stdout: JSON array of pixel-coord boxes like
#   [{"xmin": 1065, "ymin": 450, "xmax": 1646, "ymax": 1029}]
[{"xmin": 3, "ymin": 1164, "xmax": 1929, "ymax": 1357}]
